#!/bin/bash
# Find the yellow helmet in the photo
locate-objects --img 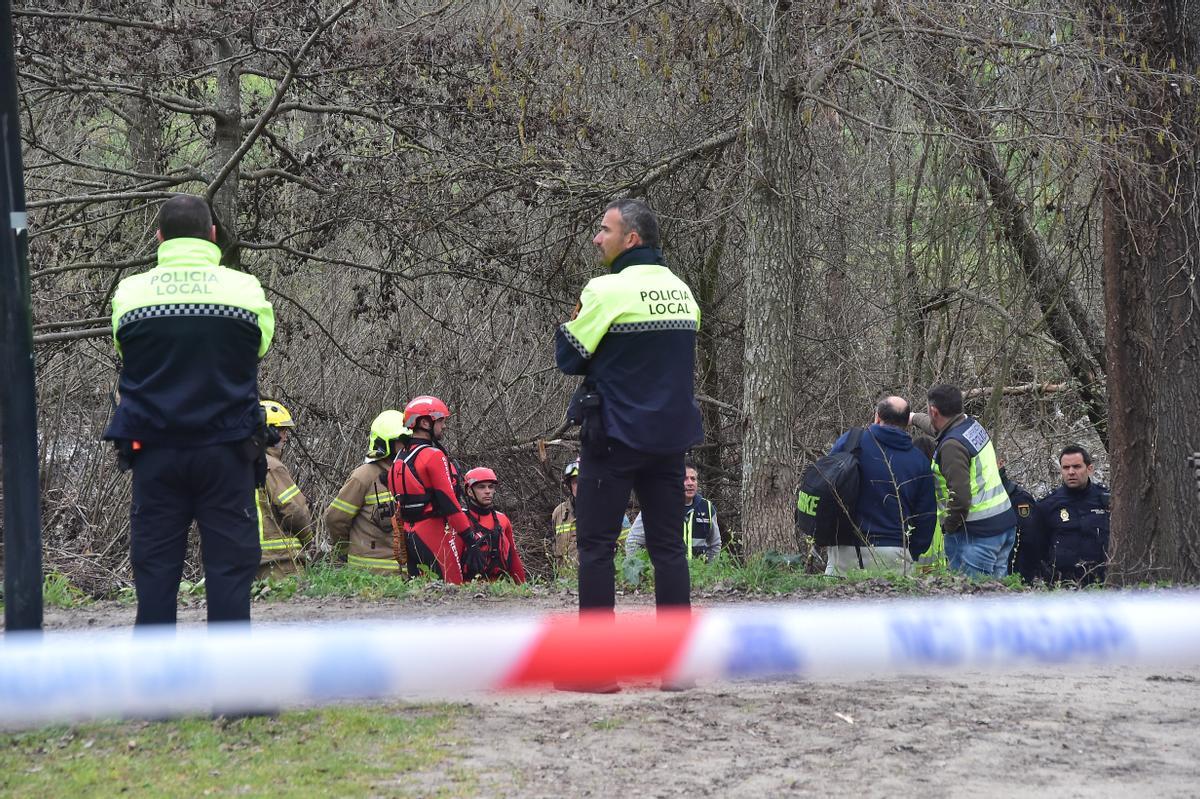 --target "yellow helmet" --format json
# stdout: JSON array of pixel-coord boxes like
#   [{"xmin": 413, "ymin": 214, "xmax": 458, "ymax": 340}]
[
  {"xmin": 260, "ymin": 400, "xmax": 295, "ymax": 428},
  {"xmin": 367, "ymin": 409, "xmax": 412, "ymax": 459}
]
